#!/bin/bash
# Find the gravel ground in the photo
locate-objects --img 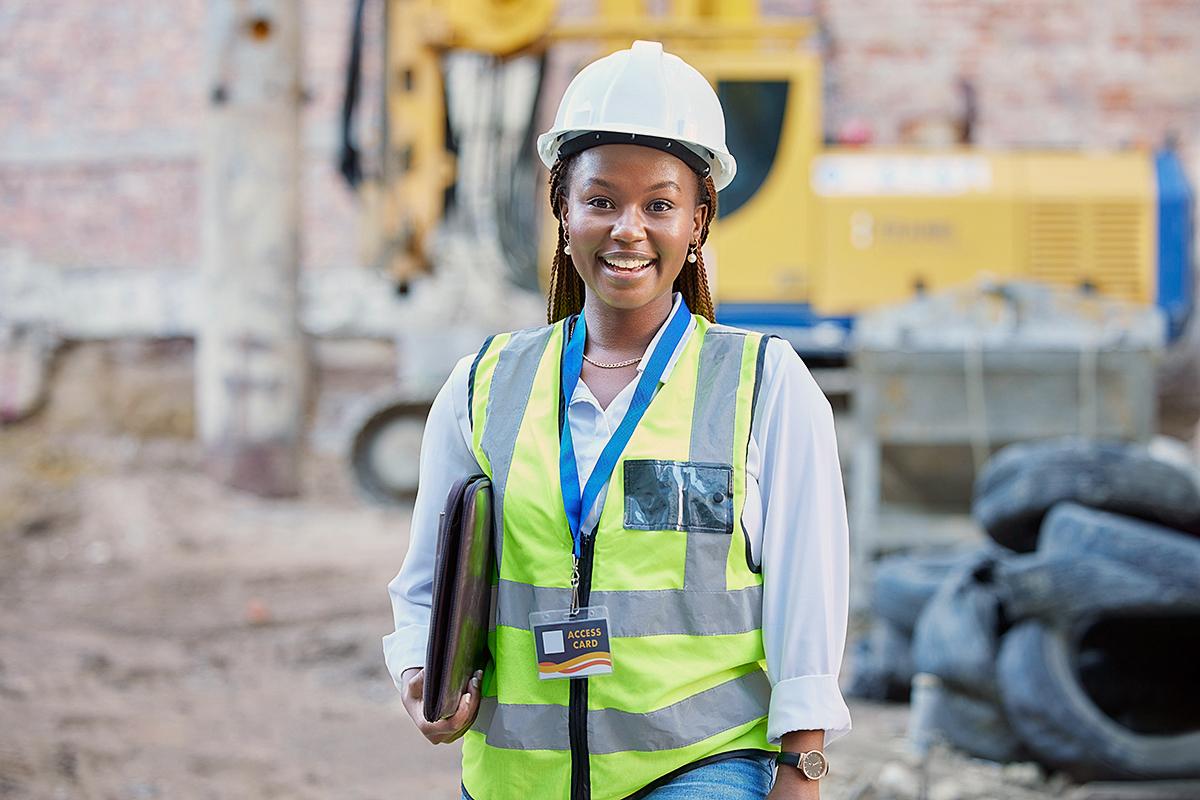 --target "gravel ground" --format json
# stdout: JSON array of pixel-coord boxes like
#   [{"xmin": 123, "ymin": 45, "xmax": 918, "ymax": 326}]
[{"xmin": 0, "ymin": 427, "xmax": 1076, "ymax": 800}]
